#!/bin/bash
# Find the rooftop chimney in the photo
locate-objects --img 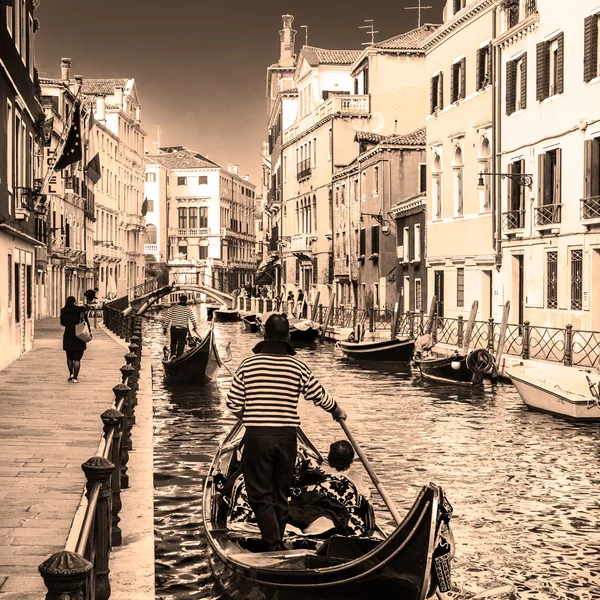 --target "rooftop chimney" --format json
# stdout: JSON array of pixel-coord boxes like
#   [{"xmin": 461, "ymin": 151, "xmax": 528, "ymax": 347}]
[
  {"xmin": 242, "ymin": 175, "xmax": 249, "ymax": 181},
  {"xmin": 279, "ymin": 15, "xmax": 296, "ymax": 67},
  {"xmin": 74, "ymin": 75, "xmax": 83, "ymax": 95},
  {"xmin": 96, "ymin": 96, "xmax": 106, "ymax": 121},
  {"xmin": 228, "ymin": 164, "xmax": 233, "ymax": 173},
  {"xmin": 60, "ymin": 58, "xmax": 71, "ymax": 82},
  {"xmin": 234, "ymin": 165, "xmax": 239, "ymax": 175}
]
